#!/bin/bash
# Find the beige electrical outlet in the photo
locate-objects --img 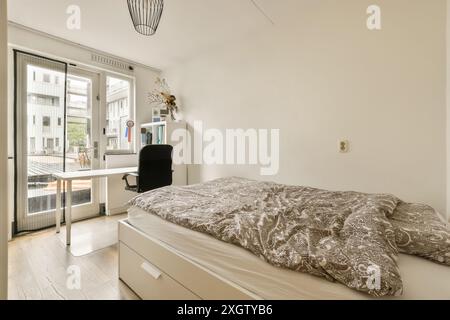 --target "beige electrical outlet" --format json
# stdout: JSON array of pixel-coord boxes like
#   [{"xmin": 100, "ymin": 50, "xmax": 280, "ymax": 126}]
[{"xmin": 339, "ymin": 140, "xmax": 349, "ymax": 153}]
